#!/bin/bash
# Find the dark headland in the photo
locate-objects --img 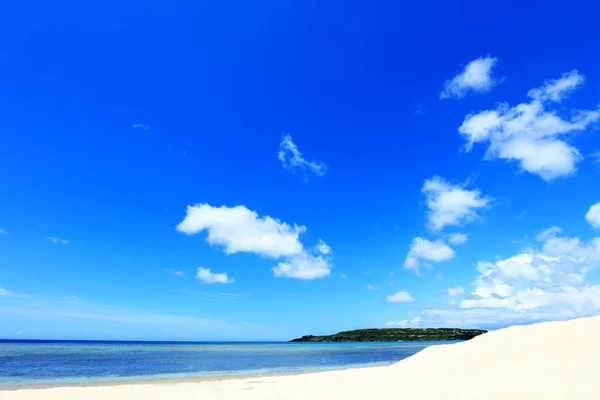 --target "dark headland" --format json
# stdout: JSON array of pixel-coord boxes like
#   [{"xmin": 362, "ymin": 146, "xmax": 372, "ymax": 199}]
[{"xmin": 289, "ymin": 328, "xmax": 487, "ymax": 342}]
